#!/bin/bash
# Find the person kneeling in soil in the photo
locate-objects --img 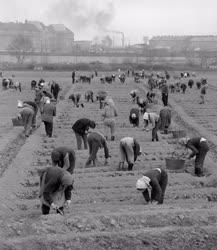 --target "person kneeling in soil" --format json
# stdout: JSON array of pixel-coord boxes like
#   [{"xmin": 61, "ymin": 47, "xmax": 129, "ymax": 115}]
[
  {"xmin": 159, "ymin": 107, "xmax": 171, "ymax": 134},
  {"xmin": 119, "ymin": 137, "xmax": 141, "ymax": 171},
  {"xmin": 143, "ymin": 112, "xmax": 161, "ymax": 141},
  {"xmin": 85, "ymin": 131, "xmax": 110, "ymax": 167},
  {"xmin": 72, "ymin": 118, "xmax": 96, "ymax": 150},
  {"xmin": 38, "ymin": 166, "xmax": 74, "ymax": 215},
  {"xmin": 51, "ymin": 147, "xmax": 76, "ymax": 174},
  {"xmin": 136, "ymin": 168, "xmax": 168, "ymax": 204},
  {"xmin": 179, "ymin": 137, "xmax": 209, "ymax": 177},
  {"xmin": 129, "ymin": 107, "xmax": 140, "ymax": 127},
  {"xmin": 41, "ymin": 98, "xmax": 56, "ymax": 137}
]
